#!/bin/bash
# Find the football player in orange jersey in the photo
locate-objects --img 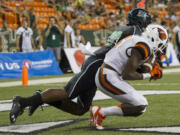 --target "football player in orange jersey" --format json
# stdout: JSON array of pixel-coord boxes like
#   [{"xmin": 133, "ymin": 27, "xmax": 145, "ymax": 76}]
[{"xmin": 90, "ymin": 24, "xmax": 168, "ymax": 130}]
